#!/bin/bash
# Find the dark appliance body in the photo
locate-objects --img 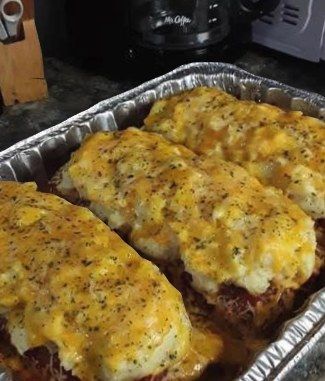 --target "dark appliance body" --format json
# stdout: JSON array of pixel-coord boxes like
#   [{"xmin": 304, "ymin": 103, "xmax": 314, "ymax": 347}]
[
  {"xmin": 126, "ymin": 0, "xmax": 280, "ymax": 75},
  {"xmin": 63, "ymin": 0, "xmax": 280, "ymax": 78}
]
